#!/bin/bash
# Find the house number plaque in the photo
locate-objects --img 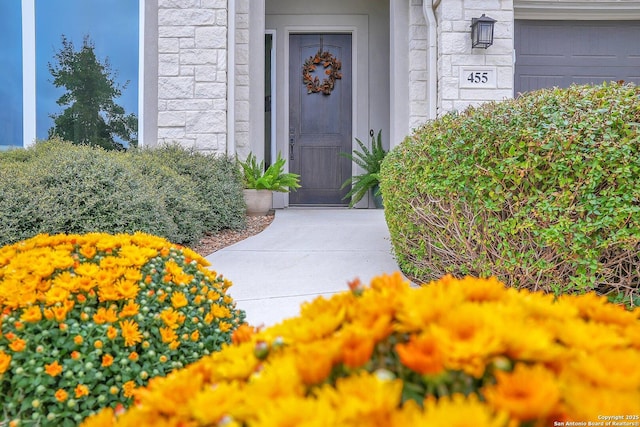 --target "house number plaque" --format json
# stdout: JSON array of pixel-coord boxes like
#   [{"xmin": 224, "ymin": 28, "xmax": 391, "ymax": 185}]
[{"xmin": 459, "ymin": 67, "xmax": 497, "ymax": 88}]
